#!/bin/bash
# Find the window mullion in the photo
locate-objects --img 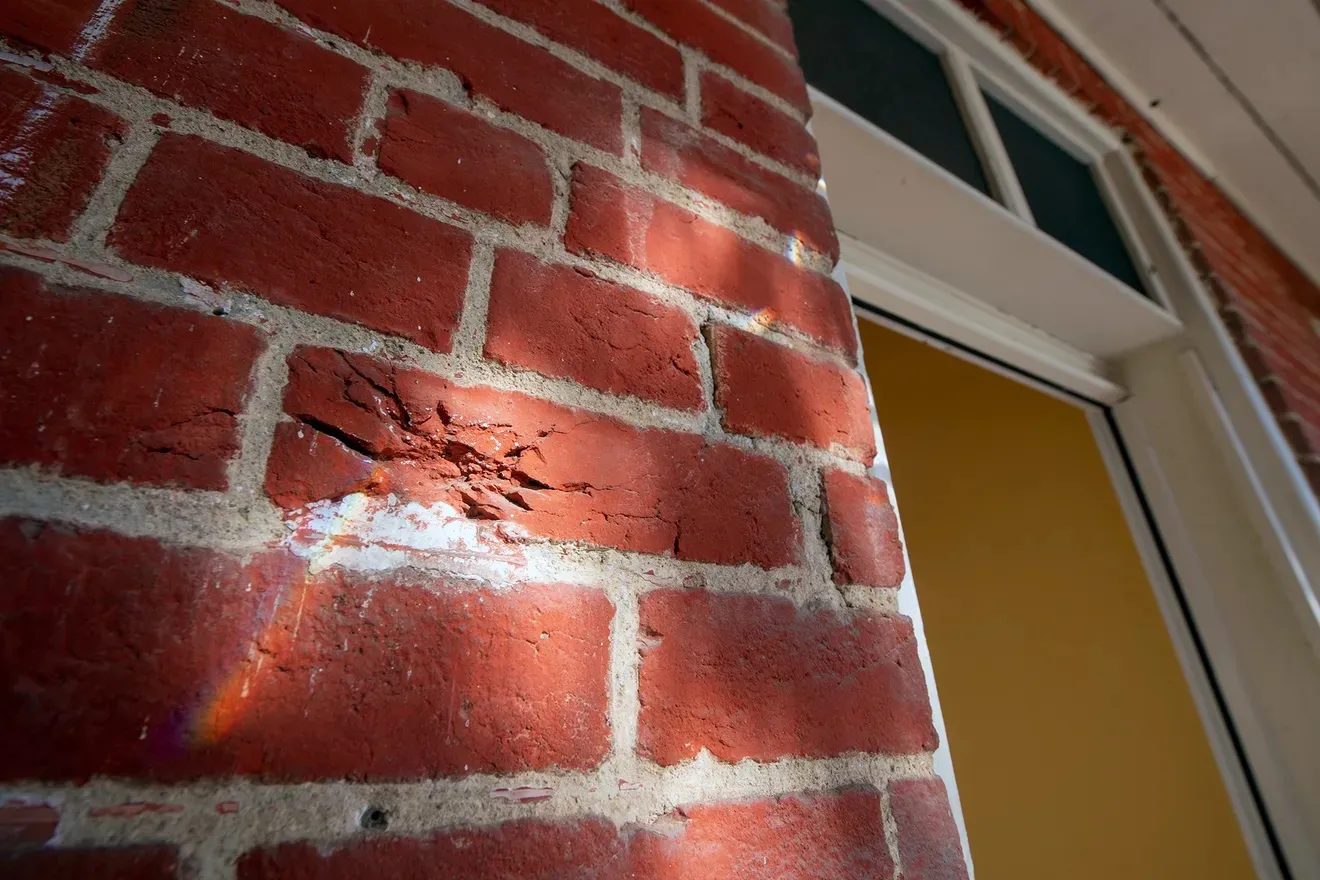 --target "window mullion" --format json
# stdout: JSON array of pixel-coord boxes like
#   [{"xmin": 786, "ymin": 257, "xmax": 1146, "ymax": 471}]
[{"xmin": 943, "ymin": 48, "xmax": 1034, "ymax": 223}]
